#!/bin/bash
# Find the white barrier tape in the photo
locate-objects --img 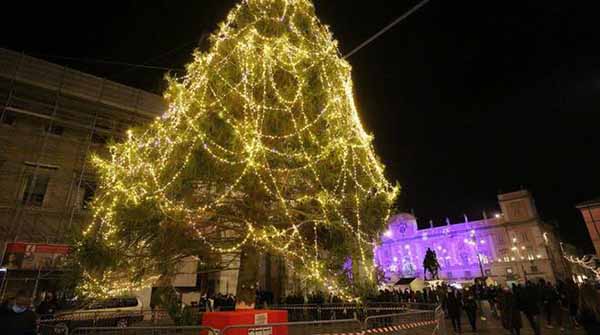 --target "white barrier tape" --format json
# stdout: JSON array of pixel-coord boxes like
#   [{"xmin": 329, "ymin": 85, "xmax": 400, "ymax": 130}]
[{"xmin": 364, "ymin": 320, "xmax": 438, "ymax": 334}]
